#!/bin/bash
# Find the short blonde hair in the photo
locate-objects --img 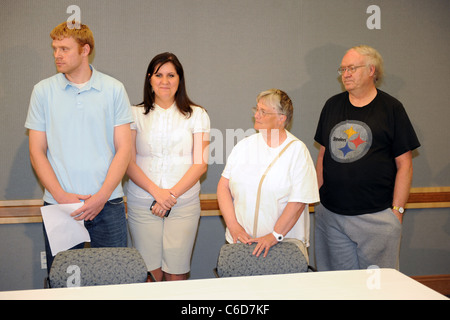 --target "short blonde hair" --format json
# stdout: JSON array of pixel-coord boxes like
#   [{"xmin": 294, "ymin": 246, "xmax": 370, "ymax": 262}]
[
  {"xmin": 50, "ymin": 21, "xmax": 95, "ymax": 55},
  {"xmin": 256, "ymin": 89, "xmax": 293, "ymax": 129},
  {"xmin": 349, "ymin": 45, "xmax": 384, "ymax": 85}
]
